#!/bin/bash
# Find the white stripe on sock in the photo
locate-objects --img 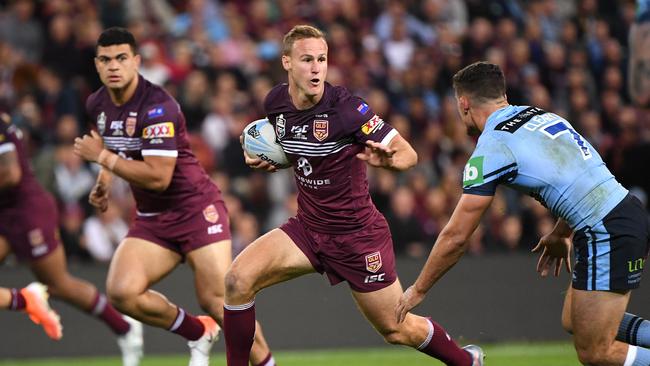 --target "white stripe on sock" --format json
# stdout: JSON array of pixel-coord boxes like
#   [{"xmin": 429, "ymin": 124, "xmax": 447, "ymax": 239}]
[
  {"xmin": 417, "ymin": 318, "xmax": 434, "ymax": 350},
  {"xmin": 262, "ymin": 356, "xmax": 276, "ymax": 366},
  {"xmin": 91, "ymin": 294, "xmax": 107, "ymax": 315},
  {"xmin": 169, "ymin": 308, "xmax": 185, "ymax": 331},
  {"xmin": 224, "ymin": 300, "xmax": 255, "ymax": 311},
  {"xmin": 625, "ymin": 345, "xmax": 638, "ymax": 366}
]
